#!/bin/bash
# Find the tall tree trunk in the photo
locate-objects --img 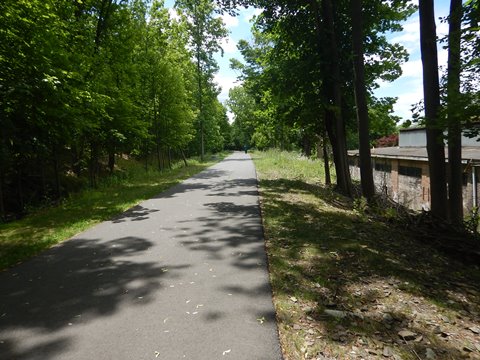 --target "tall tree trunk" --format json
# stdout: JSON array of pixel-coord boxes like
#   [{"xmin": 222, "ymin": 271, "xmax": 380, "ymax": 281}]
[
  {"xmin": 196, "ymin": 64, "xmax": 204, "ymax": 161},
  {"xmin": 168, "ymin": 148, "xmax": 172, "ymax": 170},
  {"xmin": 195, "ymin": 2, "xmax": 205, "ymax": 162},
  {"xmin": 447, "ymin": 0, "xmax": 464, "ymax": 224},
  {"xmin": 310, "ymin": 1, "xmax": 333, "ymax": 187},
  {"xmin": 303, "ymin": 135, "xmax": 312, "ymax": 157},
  {"xmin": 71, "ymin": 142, "xmax": 82, "ymax": 177},
  {"xmin": 52, "ymin": 144, "xmax": 61, "ymax": 200},
  {"xmin": 156, "ymin": 143, "xmax": 162, "ymax": 171},
  {"xmin": 108, "ymin": 151, "xmax": 115, "ymax": 174},
  {"xmin": 322, "ymin": 0, "xmax": 352, "ymax": 196},
  {"xmin": 351, "ymin": 0, "xmax": 375, "ymax": 201},
  {"xmin": 94, "ymin": 0, "xmax": 114, "ymax": 54},
  {"xmin": 180, "ymin": 149, "xmax": 188, "ymax": 167},
  {"xmin": 17, "ymin": 168, "xmax": 24, "ymax": 213},
  {"xmin": 89, "ymin": 143, "xmax": 99, "ymax": 188},
  {"xmin": 0, "ymin": 171, "xmax": 5, "ymax": 220},
  {"xmin": 322, "ymin": 132, "xmax": 332, "ymax": 186},
  {"xmin": 419, "ymin": 0, "xmax": 448, "ymax": 220},
  {"xmin": 144, "ymin": 141, "xmax": 149, "ymax": 172}
]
